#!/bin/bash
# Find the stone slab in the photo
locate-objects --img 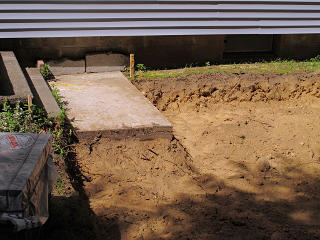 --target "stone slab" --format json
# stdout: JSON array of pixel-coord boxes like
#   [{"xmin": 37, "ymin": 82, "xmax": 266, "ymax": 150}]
[
  {"xmin": 26, "ymin": 68, "xmax": 61, "ymax": 118},
  {"xmin": 46, "ymin": 58, "xmax": 85, "ymax": 76},
  {"xmin": 0, "ymin": 51, "xmax": 33, "ymax": 103},
  {"xmin": 86, "ymin": 53, "xmax": 129, "ymax": 73},
  {"xmin": 54, "ymin": 71, "xmax": 172, "ymax": 139}
]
